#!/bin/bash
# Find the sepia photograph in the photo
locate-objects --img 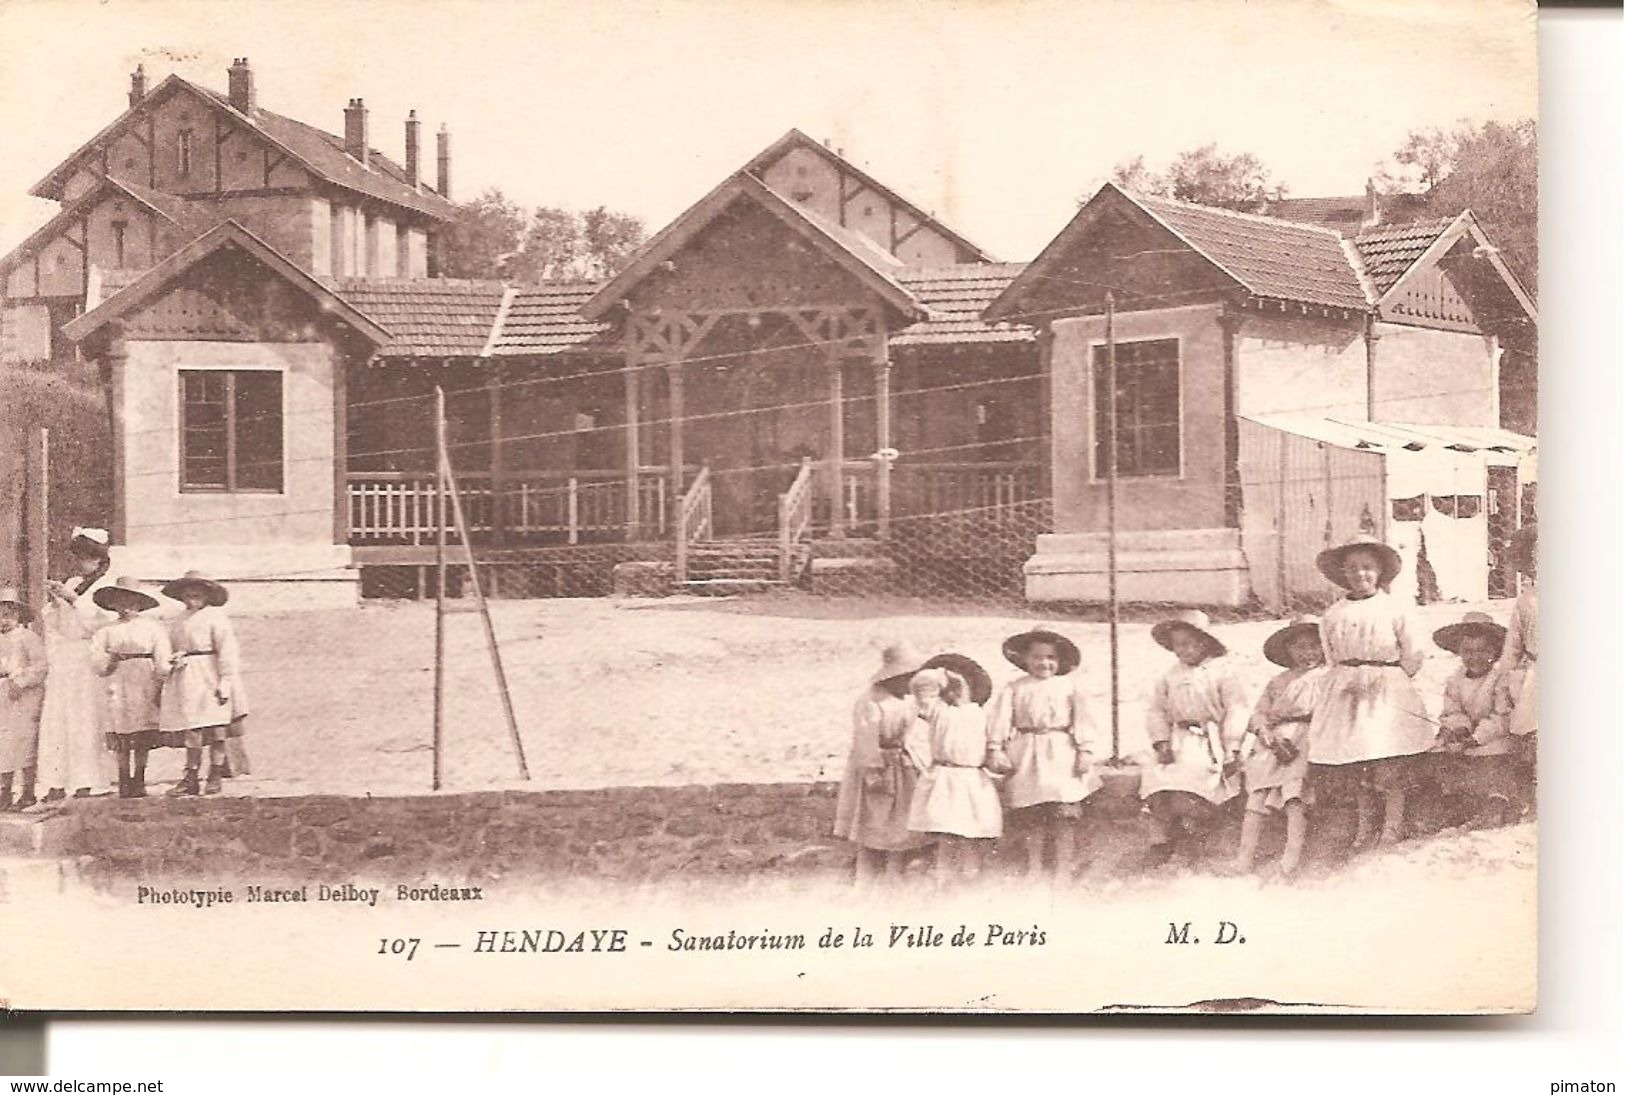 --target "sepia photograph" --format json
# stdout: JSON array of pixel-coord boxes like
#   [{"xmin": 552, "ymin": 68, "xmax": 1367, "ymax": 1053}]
[{"xmin": 0, "ymin": 0, "xmax": 1539, "ymax": 1014}]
